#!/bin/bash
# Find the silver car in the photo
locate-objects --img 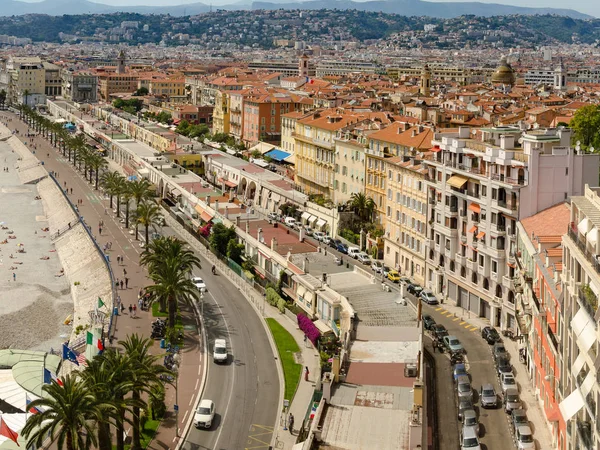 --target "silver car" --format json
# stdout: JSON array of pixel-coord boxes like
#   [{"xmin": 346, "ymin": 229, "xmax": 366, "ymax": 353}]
[
  {"xmin": 504, "ymin": 387, "xmax": 521, "ymax": 413},
  {"xmin": 461, "ymin": 425, "xmax": 481, "ymax": 450},
  {"xmin": 462, "ymin": 409, "xmax": 479, "ymax": 437},
  {"xmin": 501, "ymin": 373, "xmax": 517, "ymax": 393},
  {"xmin": 456, "ymin": 375, "xmax": 473, "ymax": 402},
  {"xmin": 480, "ymin": 383, "xmax": 497, "ymax": 408}
]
